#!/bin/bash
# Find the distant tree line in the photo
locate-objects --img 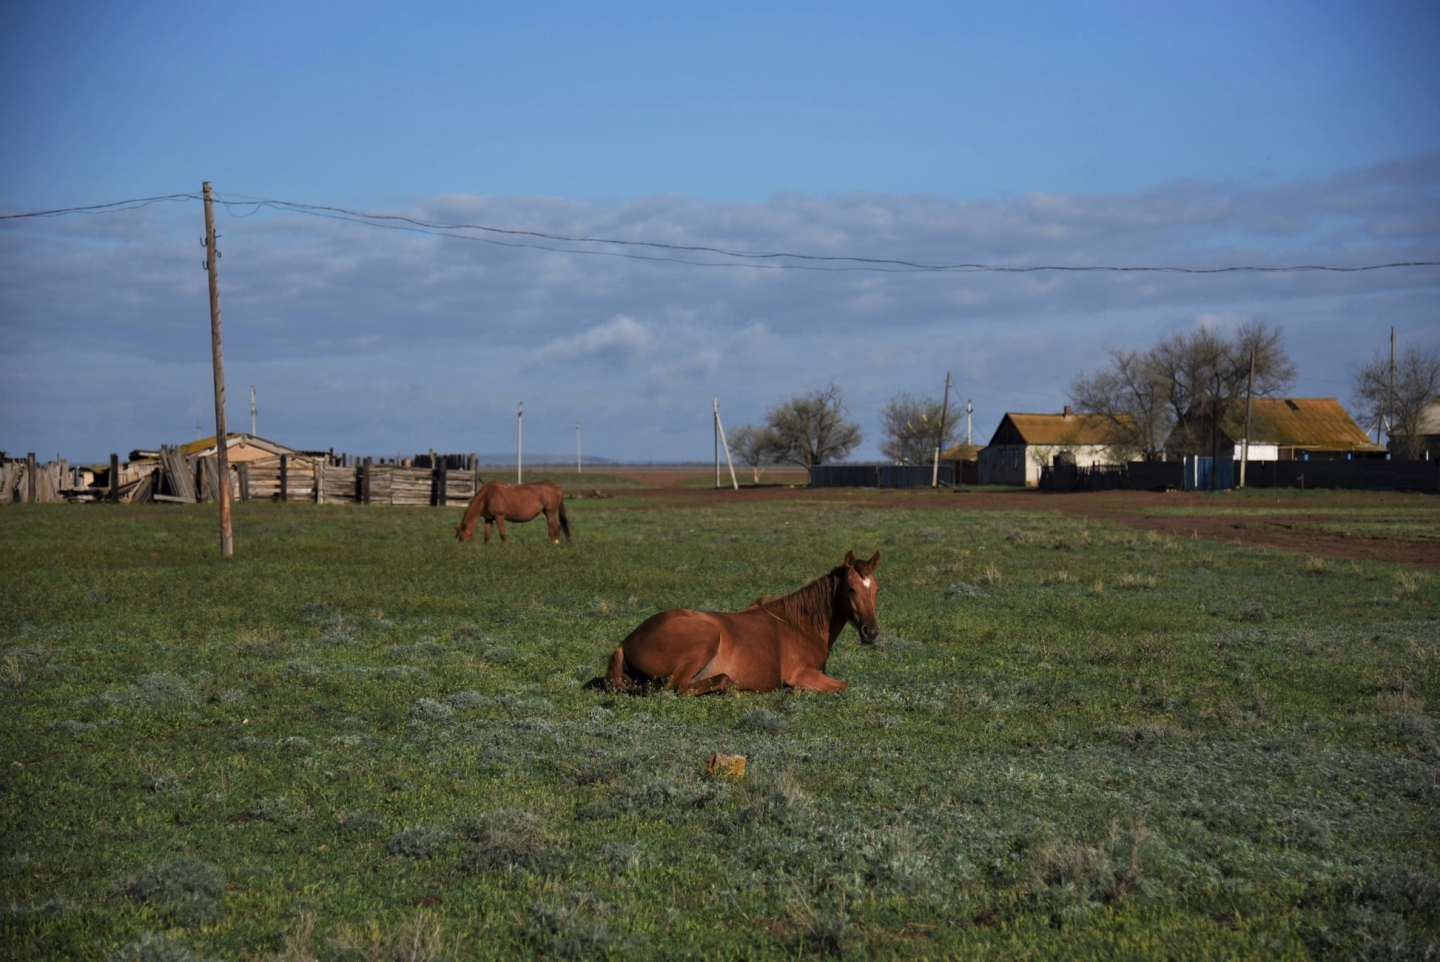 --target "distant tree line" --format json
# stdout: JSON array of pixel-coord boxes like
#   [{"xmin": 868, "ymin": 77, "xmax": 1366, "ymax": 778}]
[{"xmin": 730, "ymin": 325, "xmax": 1439, "ymax": 483}]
